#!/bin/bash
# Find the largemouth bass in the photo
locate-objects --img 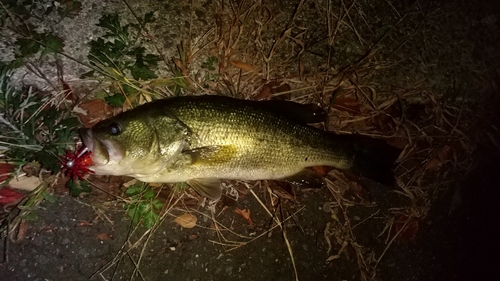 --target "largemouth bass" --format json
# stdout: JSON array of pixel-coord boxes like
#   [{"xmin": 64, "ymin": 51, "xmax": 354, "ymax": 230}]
[{"xmin": 79, "ymin": 95, "xmax": 399, "ymax": 200}]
